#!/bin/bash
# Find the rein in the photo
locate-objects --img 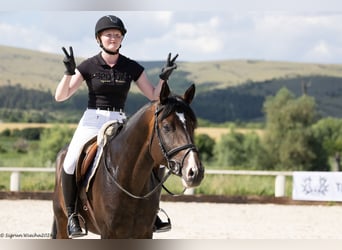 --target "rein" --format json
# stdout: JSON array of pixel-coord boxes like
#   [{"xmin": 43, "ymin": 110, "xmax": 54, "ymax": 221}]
[
  {"xmin": 104, "ymin": 152, "xmax": 173, "ymax": 200},
  {"xmin": 103, "ymin": 102, "xmax": 197, "ymax": 200}
]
